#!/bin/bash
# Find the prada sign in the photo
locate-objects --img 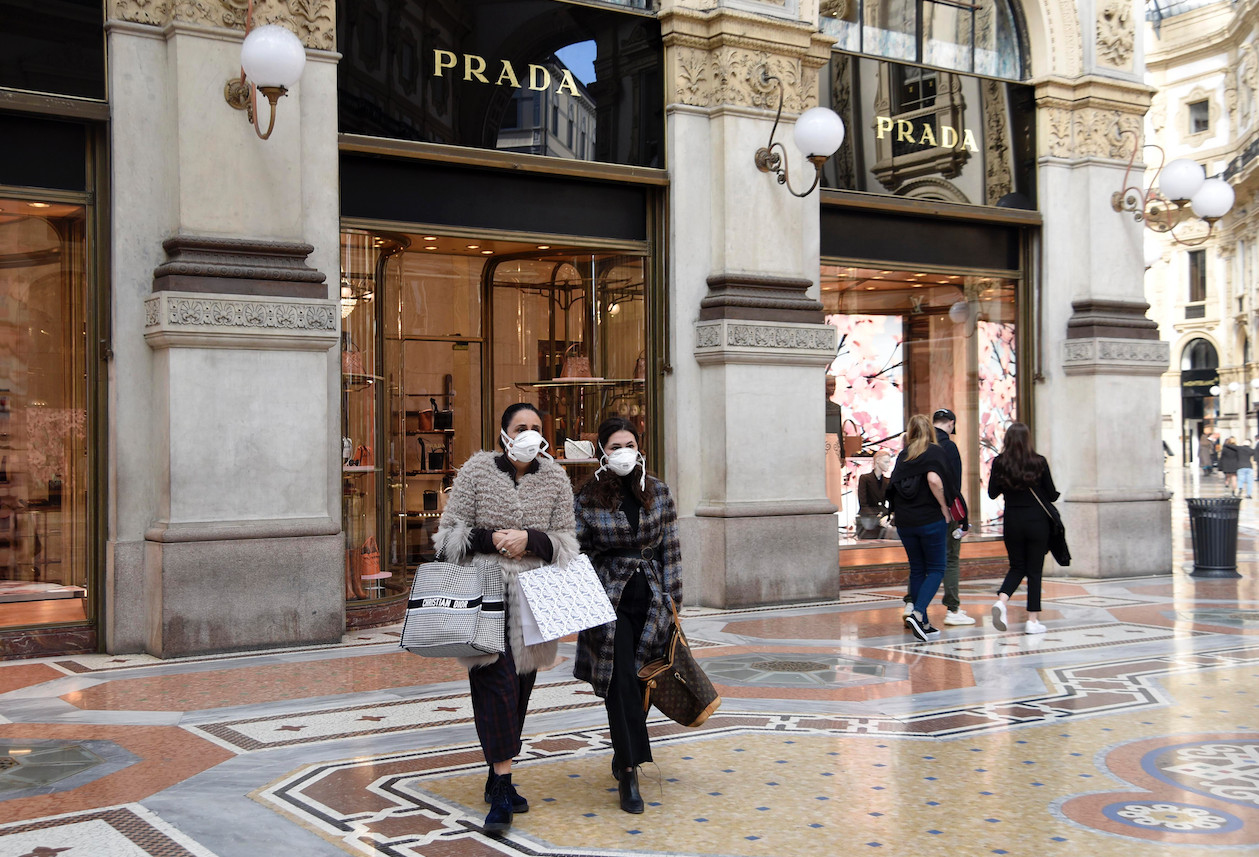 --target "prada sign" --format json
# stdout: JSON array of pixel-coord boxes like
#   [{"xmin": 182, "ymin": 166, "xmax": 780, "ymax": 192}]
[
  {"xmin": 821, "ymin": 54, "xmax": 1037, "ymax": 207},
  {"xmin": 338, "ymin": 0, "xmax": 663, "ymax": 168}
]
